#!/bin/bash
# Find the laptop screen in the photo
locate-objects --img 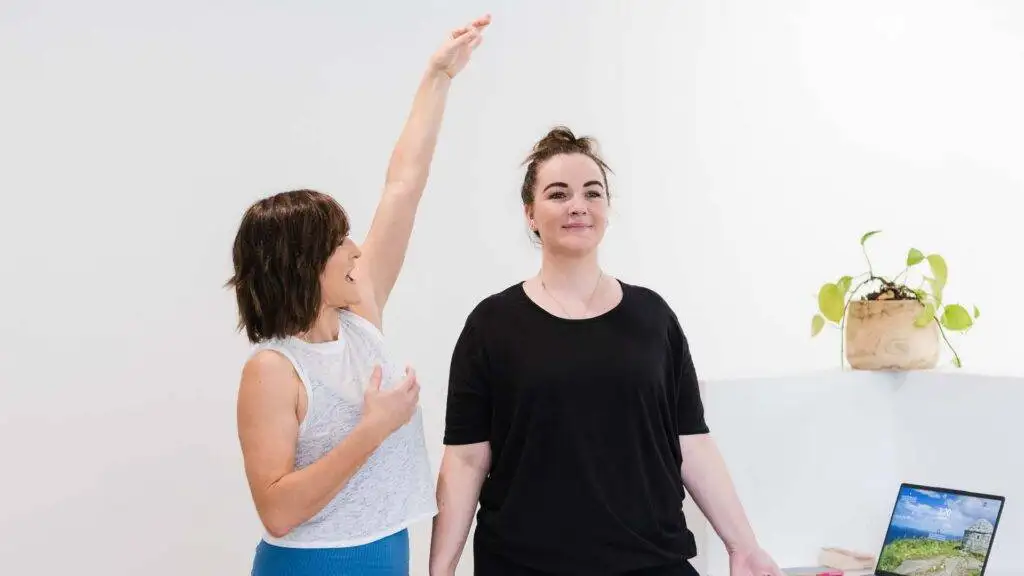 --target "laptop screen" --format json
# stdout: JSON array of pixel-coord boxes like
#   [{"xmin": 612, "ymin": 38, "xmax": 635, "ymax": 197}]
[{"xmin": 878, "ymin": 485, "xmax": 1004, "ymax": 576}]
